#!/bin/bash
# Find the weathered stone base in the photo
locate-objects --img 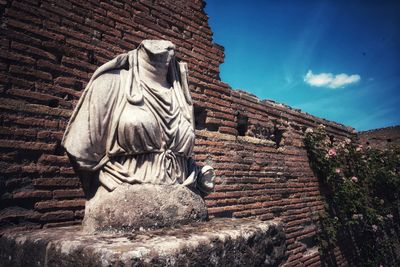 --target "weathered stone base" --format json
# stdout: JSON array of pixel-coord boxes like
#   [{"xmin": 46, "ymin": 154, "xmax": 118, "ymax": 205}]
[
  {"xmin": 0, "ymin": 218, "xmax": 285, "ymax": 267},
  {"xmin": 83, "ymin": 184, "xmax": 208, "ymax": 233}
]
